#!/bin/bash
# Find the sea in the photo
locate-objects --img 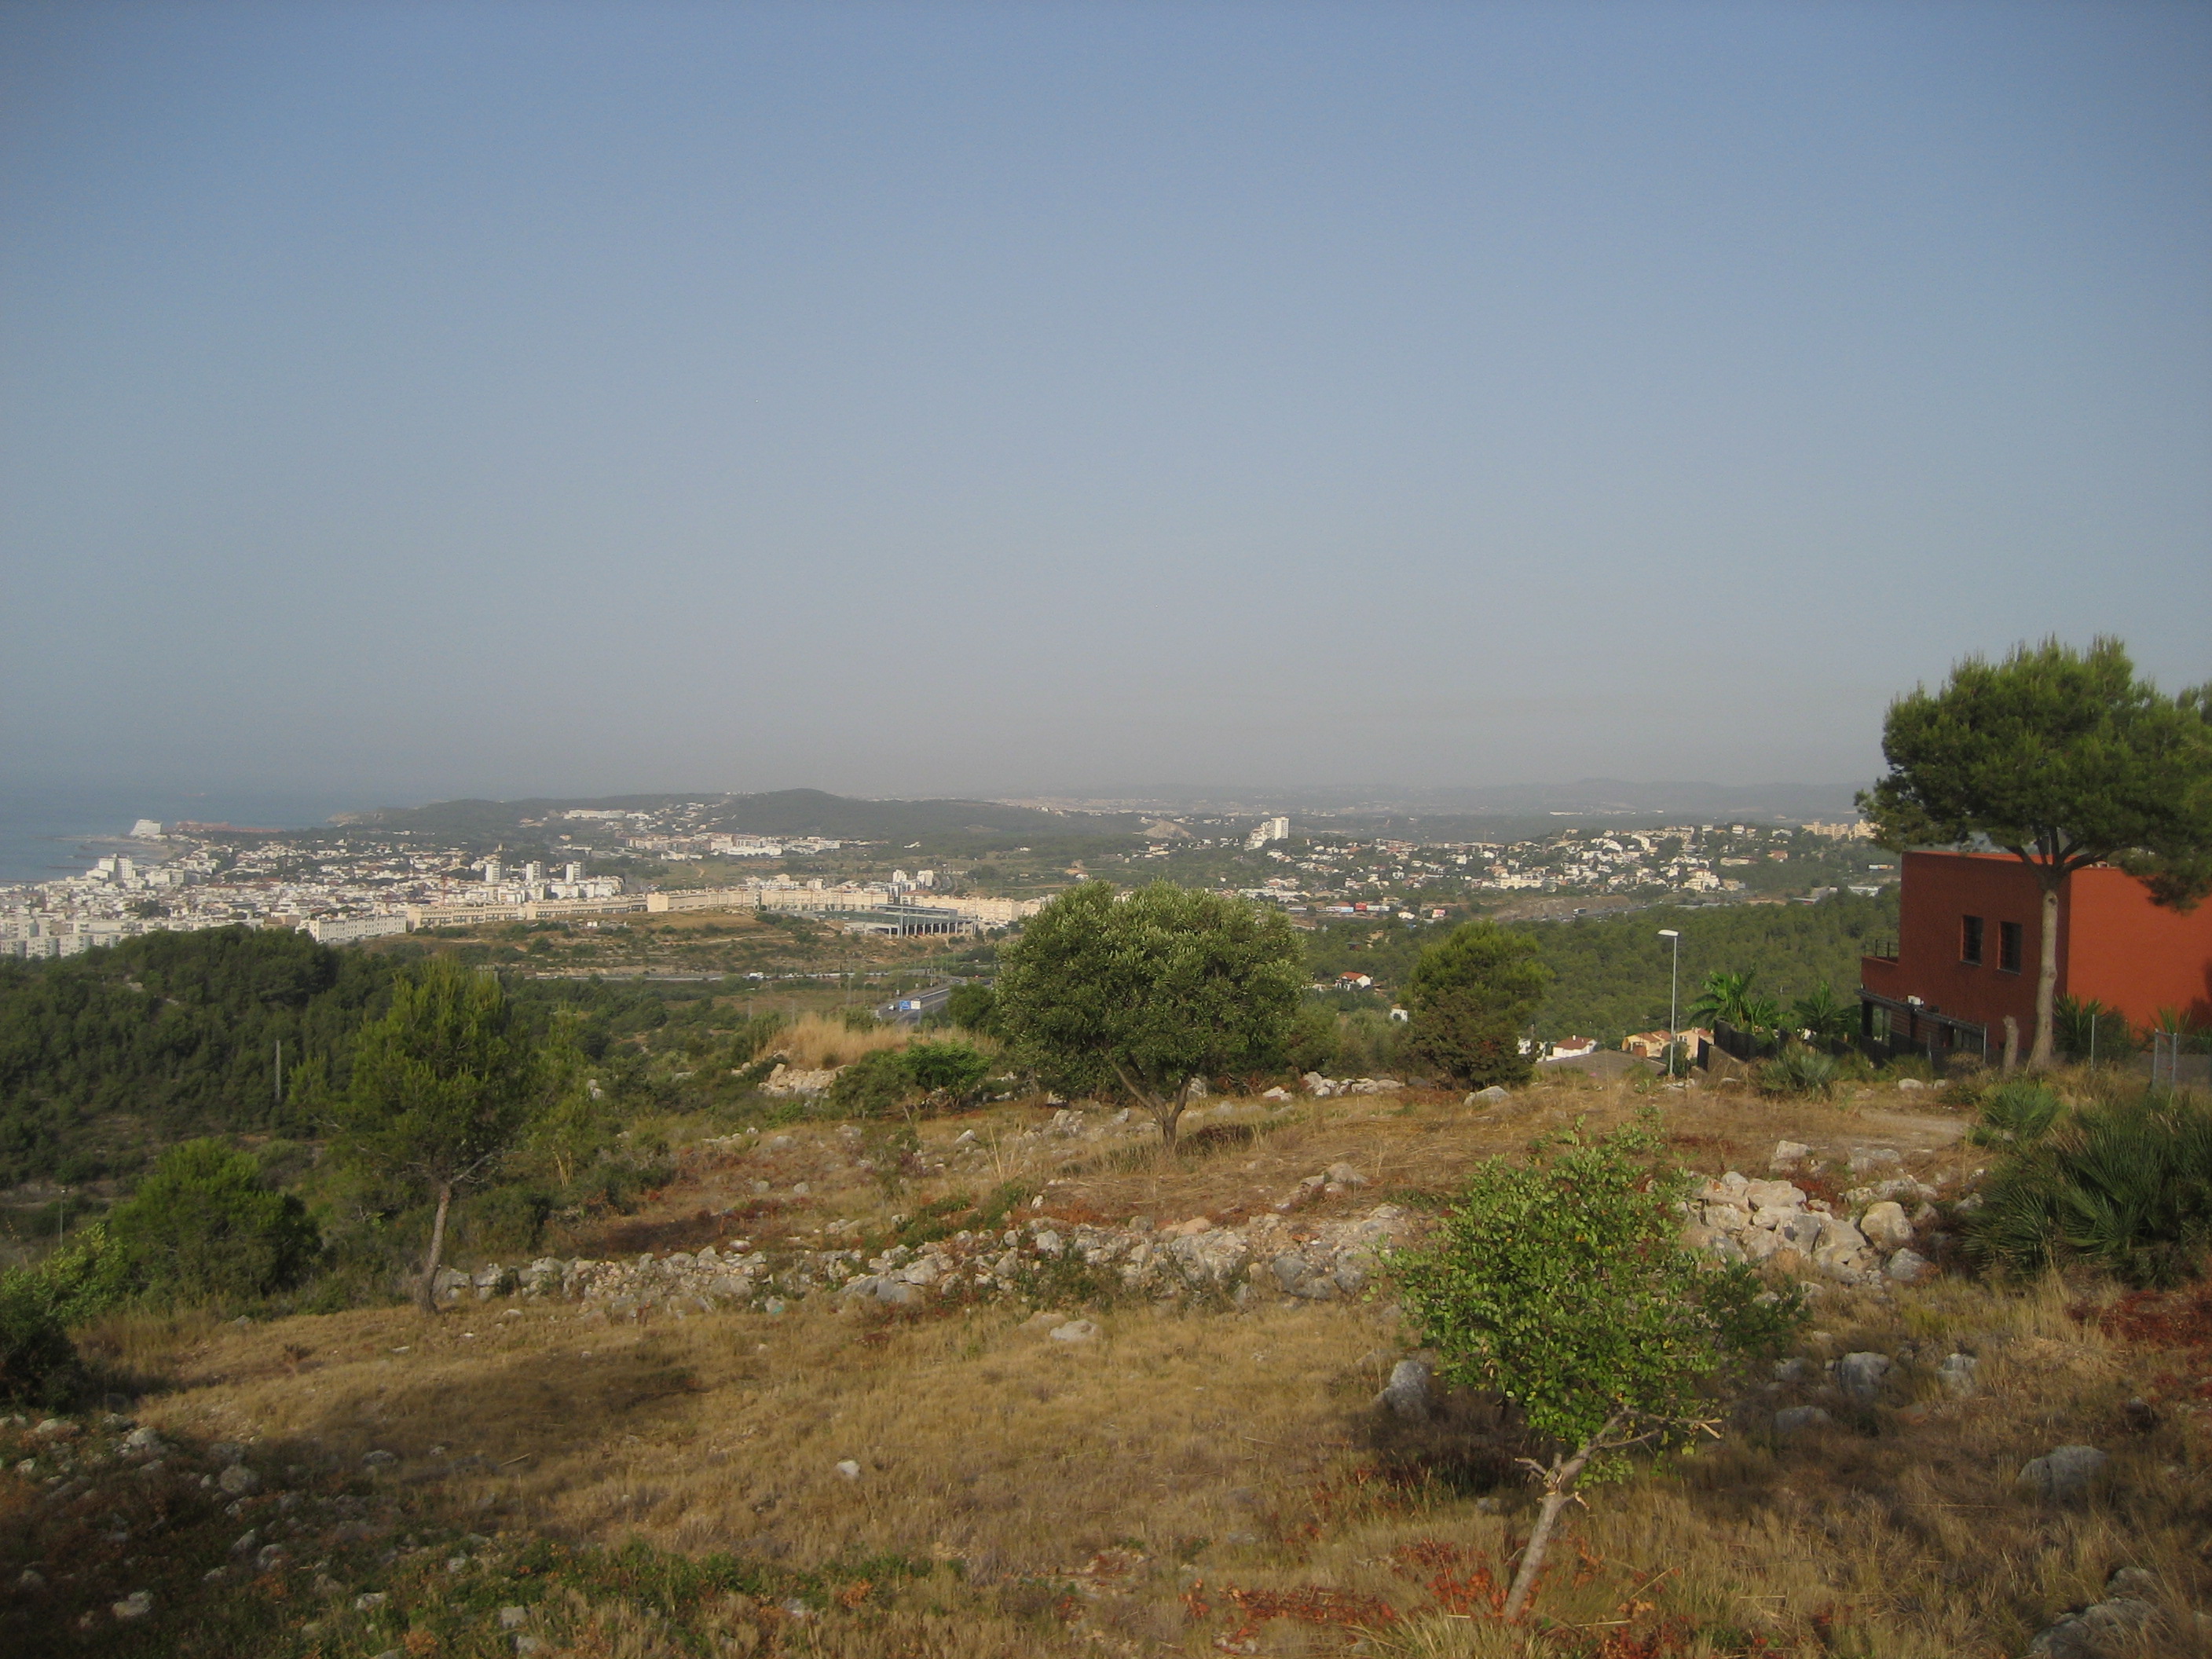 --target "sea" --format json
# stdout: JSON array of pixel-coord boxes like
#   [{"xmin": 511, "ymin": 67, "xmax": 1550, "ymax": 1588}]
[{"xmin": 0, "ymin": 785, "xmax": 386, "ymax": 886}]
